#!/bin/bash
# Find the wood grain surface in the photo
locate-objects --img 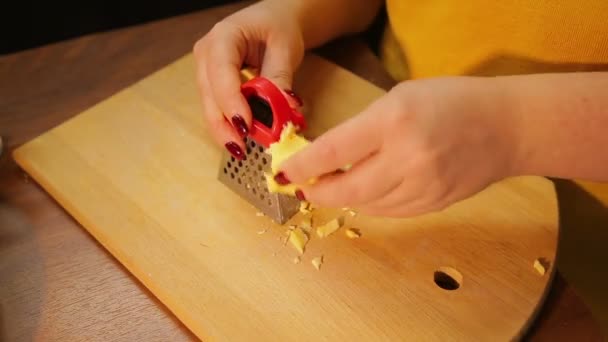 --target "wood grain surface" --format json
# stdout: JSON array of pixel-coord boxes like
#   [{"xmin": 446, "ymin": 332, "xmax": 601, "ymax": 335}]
[
  {"xmin": 12, "ymin": 50, "xmax": 559, "ymax": 340},
  {"xmin": 0, "ymin": 1, "xmax": 606, "ymax": 341}
]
